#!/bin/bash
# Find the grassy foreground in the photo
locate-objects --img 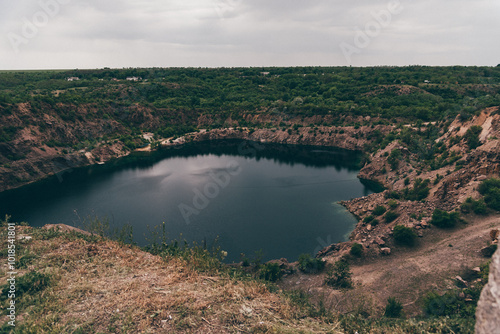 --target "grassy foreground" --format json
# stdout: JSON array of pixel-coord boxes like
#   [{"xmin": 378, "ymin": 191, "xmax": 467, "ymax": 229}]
[{"xmin": 0, "ymin": 218, "xmax": 477, "ymax": 333}]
